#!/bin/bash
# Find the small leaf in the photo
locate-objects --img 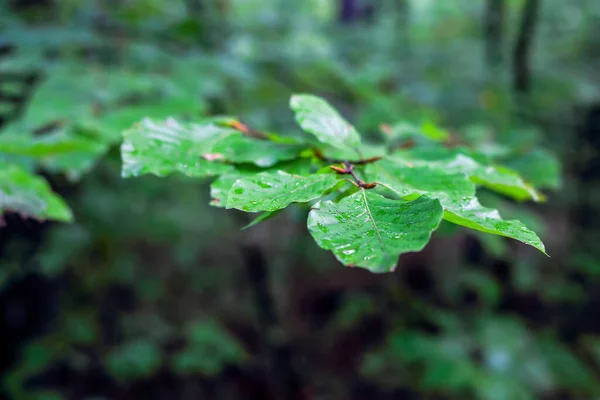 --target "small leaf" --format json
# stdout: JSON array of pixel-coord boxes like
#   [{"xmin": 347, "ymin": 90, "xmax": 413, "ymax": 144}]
[
  {"xmin": 242, "ymin": 210, "xmax": 282, "ymax": 230},
  {"xmin": 226, "ymin": 171, "xmax": 339, "ymax": 212},
  {"xmin": 105, "ymin": 340, "xmax": 162, "ymax": 382},
  {"xmin": 368, "ymin": 160, "xmax": 546, "ymax": 254},
  {"xmin": 308, "ymin": 191, "xmax": 443, "ymax": 273},
  {"xmin": 0, "ymin": 163, "xmax": 73, "ymax": 222},
  {"xmin": 420, "ymin": 121, "xmax": 451, "ymax": 142},
  {"xmin": 290, "ymin": 94, "xmax": 362, "ymax": 154},
  {"xmin": 172, "ymin": 320, "xmax": 247, "ymax": 376}
]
